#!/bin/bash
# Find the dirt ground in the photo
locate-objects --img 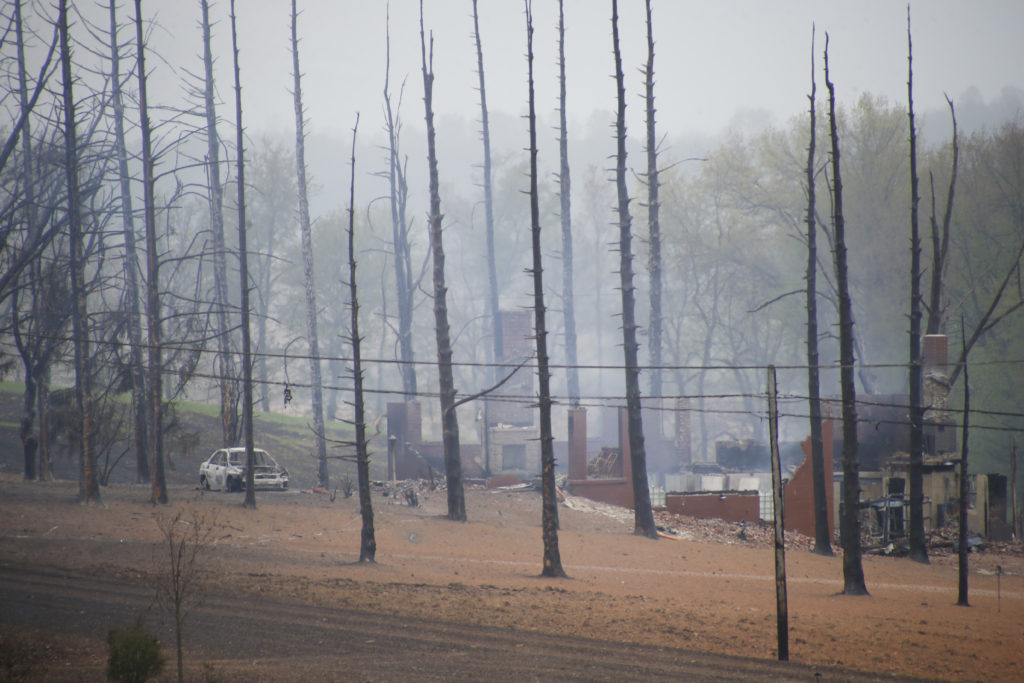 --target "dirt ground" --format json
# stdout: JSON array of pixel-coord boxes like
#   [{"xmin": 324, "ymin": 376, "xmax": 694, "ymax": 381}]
[{"xmin": 1, "ymin": 473, "xmax": 1022, "ymax": 682}]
